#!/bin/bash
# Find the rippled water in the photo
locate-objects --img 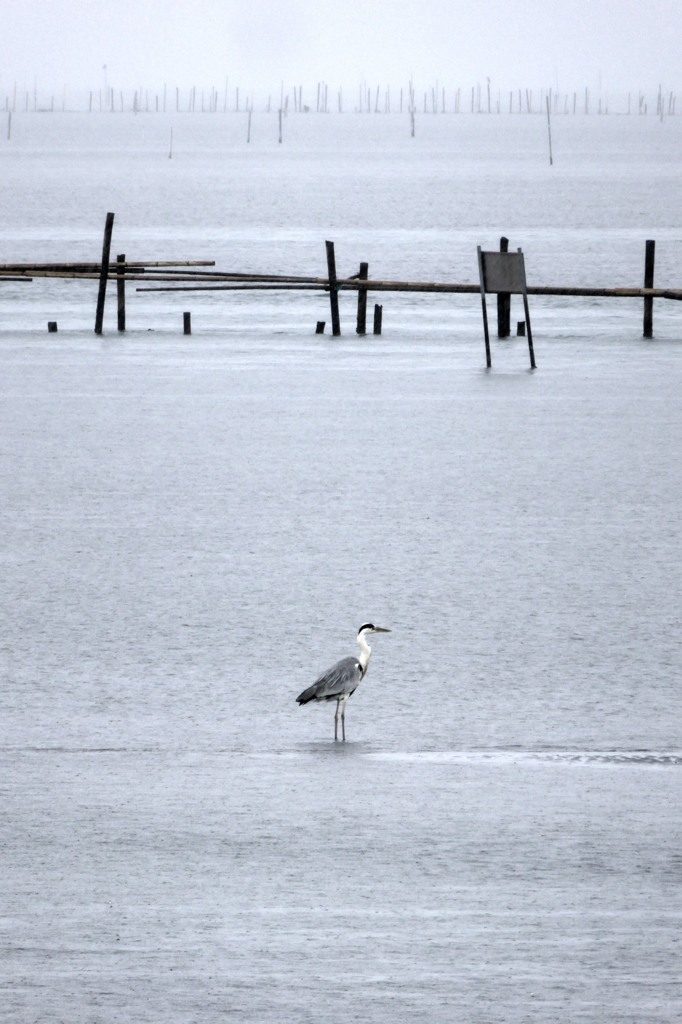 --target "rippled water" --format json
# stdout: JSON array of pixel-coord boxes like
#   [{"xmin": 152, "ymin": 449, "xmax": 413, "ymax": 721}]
[{"xmin": 1, "ymin": 112, "xmax": 681, "ymax": 1023}]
